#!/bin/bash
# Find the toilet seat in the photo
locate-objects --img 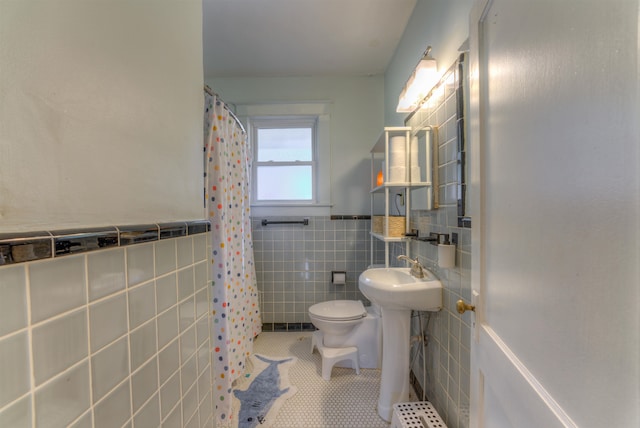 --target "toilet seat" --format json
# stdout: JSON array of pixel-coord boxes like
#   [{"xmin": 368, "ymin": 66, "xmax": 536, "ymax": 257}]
[{"xmin": 309, "ymin": 300, "xmax": 367, "ymax": 321}]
